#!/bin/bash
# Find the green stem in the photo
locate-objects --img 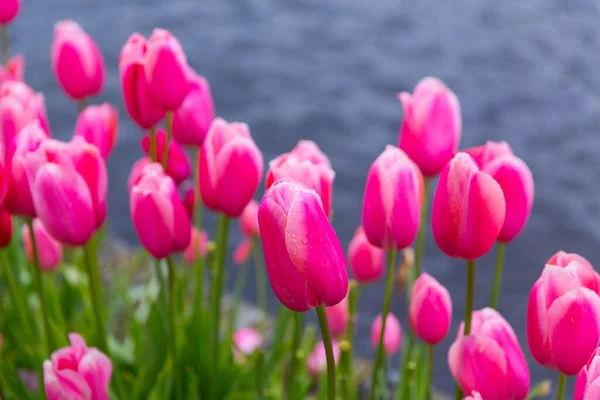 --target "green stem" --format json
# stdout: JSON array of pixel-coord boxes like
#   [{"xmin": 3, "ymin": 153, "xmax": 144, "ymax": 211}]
[
  {"xmin": 1, "ymin": 251, "xmax": 35, "ymax": 347},
  {"xmin": 166, "ymin": 256, "xmax": 182, "ymax": 400},
  {"xmin": 423, "ymin": 344, "xmax": 434, "ymax": 399},
  {"xmin": 162, "ymin": 111, "xmax": 173, "ymax": 170},
  {"xmin": 344, "ymin": 282, "xmax": 359, "ymax": 400},
  {"xmin": 464, "ymin": 260, "xmax": 476, "ymax": 335},
  {"xmin": 83, "ymin": 237, "xmax": 108, "ymax": 354},
  {"xmin": 193, "ymin": 147, "xmax": 205, "ymax": 313},
  {"xmin": 1, "ymin": 25, "xmax": 7, "ymax": 67},
  {"xmin": 316, "ymin": 304, "xmax": 336, "ymax": 400},
  {"xmin": 555, "ymin": 373, "xmax": 566, "ymax": 400},
  {"xmin": 252, "ymin": 240, "xmax": 268, "ymax": 332},
  {"xmin": 489, "ymin": 242, "xmax": 506, "ymax": 309},
  {"xmin": 288, "ymin": 311, "xmax": 303, "ymax": 400},
  {"xmin": 369, "ymin": 248, "xmax": 397, "ymax": 400},
  {"xmin": 228, "ymin": 259, "xmax": 250, "ymax": 344},
  {"xmin": 254, "ymin": 351, "xmax": 265, "ymax": 400},
  {"xmin": 78, "ymin": 98, "xmax": 87, "ymax": 114},
  {"xmin": 399, "ymin": 333, "xmax": 414, "ymax": 400},
  {"xmin": 338, "ymin": 341, "xmax": 351, "ymax": 400},
  {"xmin": 149, "ymin": 126, "xmax": 157, "ymax": 162}
]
